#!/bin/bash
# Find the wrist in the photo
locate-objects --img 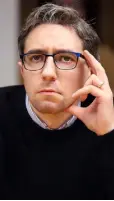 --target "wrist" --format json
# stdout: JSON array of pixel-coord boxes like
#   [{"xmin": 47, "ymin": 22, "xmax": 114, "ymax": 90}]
[{"xmin": 96, "ymin": 124, "xmax": 114, "ymax": 136}]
